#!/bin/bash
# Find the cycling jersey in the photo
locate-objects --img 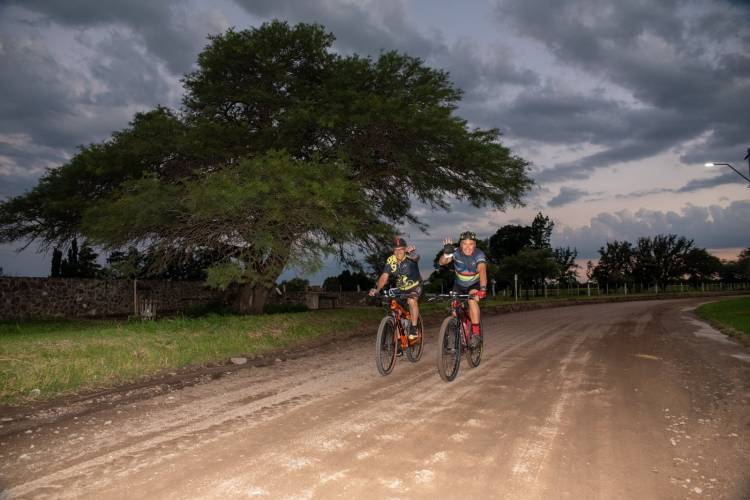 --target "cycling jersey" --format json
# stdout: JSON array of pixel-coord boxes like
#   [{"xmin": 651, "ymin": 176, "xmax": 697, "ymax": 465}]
[
  {"xmin": 382, "ymin": 254, "xmax": 421, "ymax": 291},
  {"xmin": 451, "ymin": 248, "xmax": 486, "ymax": 287}
]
